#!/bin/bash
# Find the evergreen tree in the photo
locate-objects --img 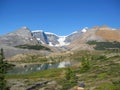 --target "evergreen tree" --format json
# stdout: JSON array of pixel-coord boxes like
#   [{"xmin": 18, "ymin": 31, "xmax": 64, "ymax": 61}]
[
  {"xmin": 0, "ymin": 48, "xmax": 8, "ymax": 90},
  {"xmin": 65, "ymin": 68, "xmax": 72, "ymax": 80},
  {"xmin": 62, "ymin": 68, "xmax": 77, "ymax": 90},
  {"xmin": 80, "ymin": 56, "xmax": 90, "ymax": 73}
]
